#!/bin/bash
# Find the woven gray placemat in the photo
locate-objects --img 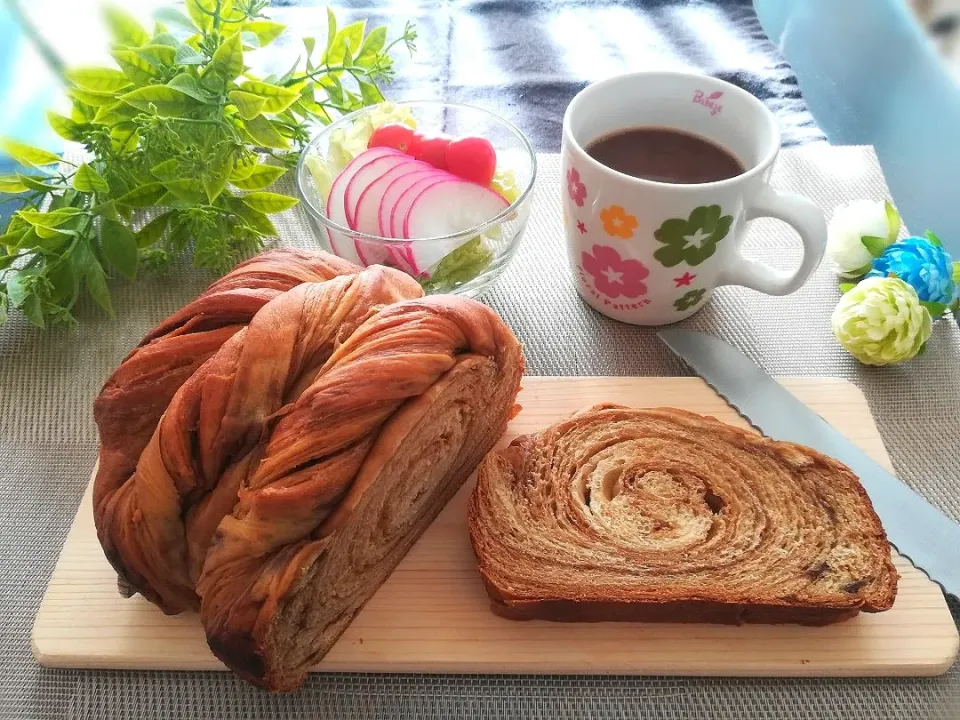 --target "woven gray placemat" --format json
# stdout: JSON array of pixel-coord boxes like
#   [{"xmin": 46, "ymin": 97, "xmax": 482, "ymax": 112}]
[{"xmin": 0, "ymin": 147, "xmax": 957, "ymax": 719}]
